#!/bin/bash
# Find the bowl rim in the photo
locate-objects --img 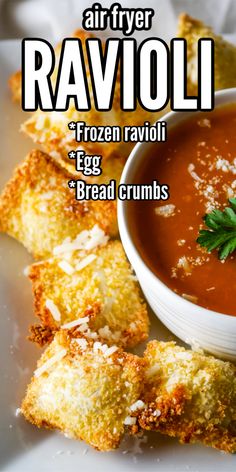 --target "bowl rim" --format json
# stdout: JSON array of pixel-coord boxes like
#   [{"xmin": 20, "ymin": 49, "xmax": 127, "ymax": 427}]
[{"xmin": 118, "ymin": 87, "xmax": 236, "ymax": 327}]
